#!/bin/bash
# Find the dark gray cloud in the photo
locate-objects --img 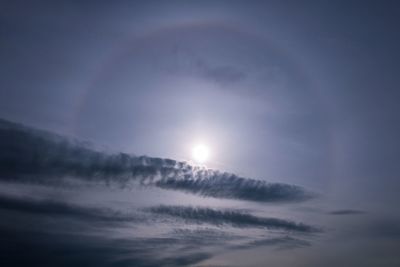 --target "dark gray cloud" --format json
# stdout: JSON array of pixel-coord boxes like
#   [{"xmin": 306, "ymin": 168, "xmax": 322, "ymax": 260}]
[
  {"xmin": 155, "ymin": 176, "xmax": 313, "ymax": 203},
  {"xmin": 145, "ymin": 205, "xmax": 318, "ymax": 233},
  {"xmin": 0, "ymin": 227, "xmax": 214, "ymax": 267},
  {"xmin": 0, "ymin": 194, "xmax": 142, "ymax": 225},
  {"xmin": 0, "ymin": 194, "xmax": 217, "ymax": 267},
  {"xmin": 0, "ymin": 118, "xmax": 314, "ymax": 203},
  {"xmin": 329, "ymin": 210, "xmax": 365, "ymax": 215},
  {"xmin": 0, "ymin": 192, "xmax": 317, "ymax": 267}
]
